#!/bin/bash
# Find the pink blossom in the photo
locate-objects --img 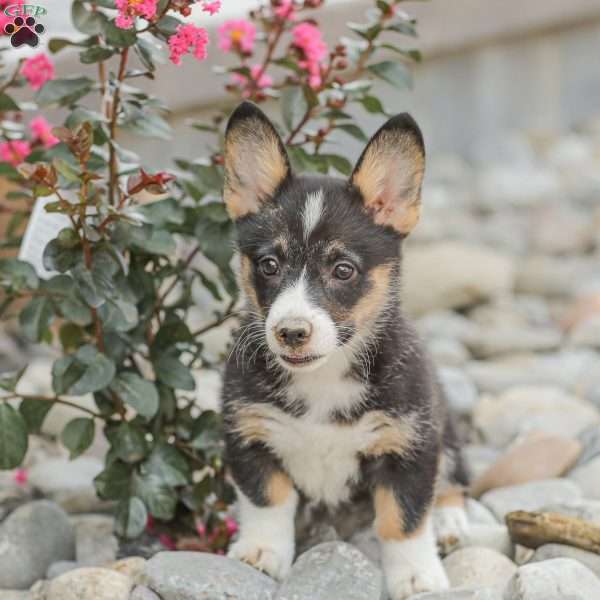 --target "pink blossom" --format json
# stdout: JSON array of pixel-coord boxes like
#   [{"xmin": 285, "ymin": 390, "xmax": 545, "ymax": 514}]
[
  {"xmin": 218, "ymin": 19, "xmax": 256, "ymax": 54},
  {"xmin": 158, "ymin": 533, "xmax": 177, "ymax": 550},
  {"xmin": 224, "ymin": 516, "xmax": 239, "ymax": 536},
  {"xmin": 20, "ymin": 53, "xmax": 55, "ymax": 91},
  {"xmin": 115, "ymin": 0, "xmax": 158, "ymax": 30},
  {"xmin": 30, "ymin": 116, "xmax": 59, "ymax": 149},
  {"xmin": 292, "ymin": 22, "xmax": 327, "ymax": 88},
  {"xmin": 146, "ymin": 514, "xmax": 155, "ymax": 532},
  {"xmin": 232, "ymin": 64, "xmax": 273, "ymax": 97},
  {"xmin": 202, "ymin": 0, "xmax": 221, "ymax": 15},
  {"xmin": 13, "ymin": 468, "xmax": 28, "ymax": 486},
  {"xmin": 0, "ymin": 140, "xmax": 31, "ymax": 166},
  {"xmin": 195, "ymin": 519, "xmax": 206, "ymax": 537},
  {"xmin": 168, "ymin": 24, "xmax": 209, "ymax": 65},
  {"xmin": 275, "ymin": 0, "xmax": 296, "ymax": 21}
]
